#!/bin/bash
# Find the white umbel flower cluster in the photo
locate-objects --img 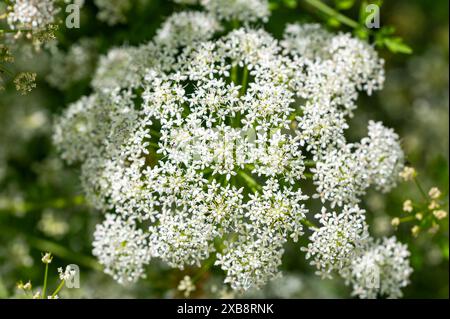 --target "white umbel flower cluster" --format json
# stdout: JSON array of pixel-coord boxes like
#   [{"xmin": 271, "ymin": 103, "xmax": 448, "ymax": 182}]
[
  {"xmin": 7, "ymin": 0, "xmax": 59, "ymax": 30},
  {"xmin": 304, "ymin": 207, "xmax": 412, "ymax": 298},
  {"xmin": 54, "ymin": 5, "xmax": 411, "ymax": 298},
  {"xmin": 92, "ymin": 214, "xmax": 151, "ymax": 284},
  {"xmin": 311, "ymin": 121, "xmax": 404, "ymax": 207},
  {"xmin": 345, "ymin": 237, "xmax": 413, "ymax": 299},
  {"xmin": 47, "ymin": 39, "xmax": 98, "ymax": 90},
  {"xmin": 200, "ymin": 0, "xmax": 270, "ymax": 23},
  {"xmin": 155, "ymin": 11, "xmax": 222, "ymax": 48},
  {"xmin": 303, "ymin": 206, "xmax": 369, "ymax": 278},
  {"xmin": 93, "ymin": 0, "xmax": 132, "ymax": 25}
]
